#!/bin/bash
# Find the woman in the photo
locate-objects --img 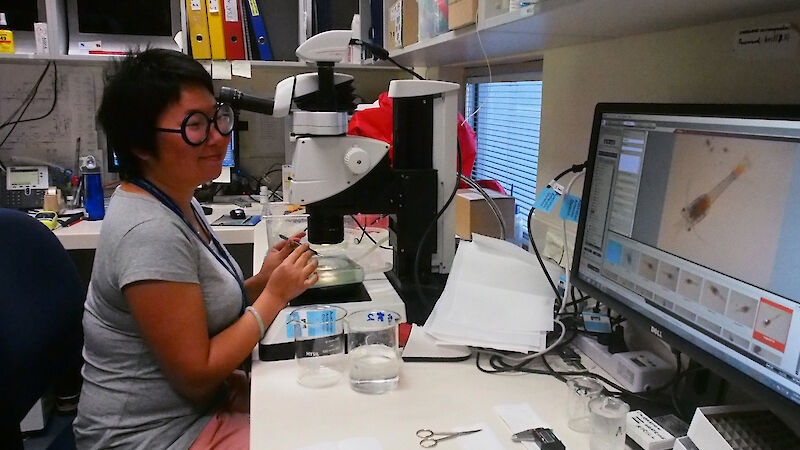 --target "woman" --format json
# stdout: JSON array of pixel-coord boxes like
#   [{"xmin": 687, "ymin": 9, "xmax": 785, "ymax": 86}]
[{"xmin": 73, "ymin": 49, "xmax": 317, "ymax": 448}]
